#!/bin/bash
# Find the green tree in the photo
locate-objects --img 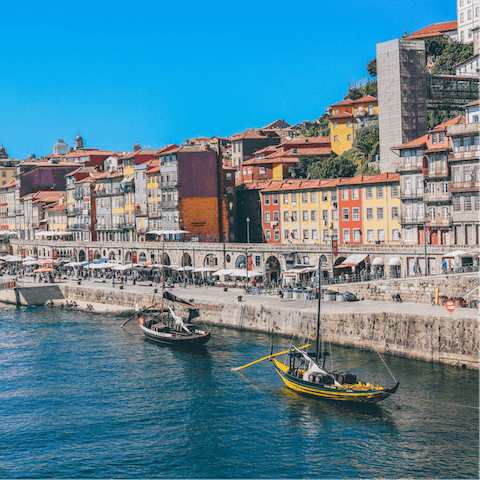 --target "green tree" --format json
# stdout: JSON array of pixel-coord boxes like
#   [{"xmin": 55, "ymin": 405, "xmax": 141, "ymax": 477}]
[
  {"xmin": 310, "ymin": 153, "xmax": 356, "ymax": 179},
  {"xmin": 363, "ymin": 81, "xmax": 377, "ymax": 97},
  {"xmin": 425, "ymin": 37, "xmax": 449, "ymax": 58},
  {"xmin": 355, "ymin": 124, "xmax": 379, "ymax": 161},
  {"xmin": 432, "ymin": 41, "xmax": 474, "ymax": 74},
  {"xmin": 366, "ymin": 58, "xmax": 377, "ymax": 77},
  {"xmin": 295, "ymin": 154, "xmax": 319, "ymax": 178},
  {"xmin": 345, "ymin": 88, "xmax": 363, "ymax": 100}
]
